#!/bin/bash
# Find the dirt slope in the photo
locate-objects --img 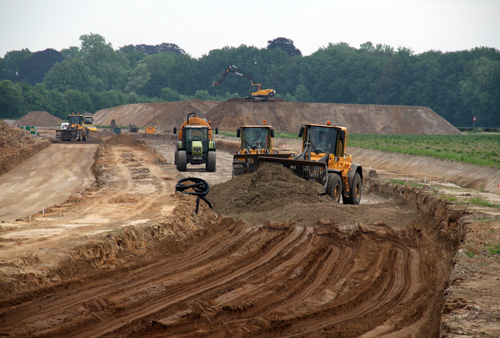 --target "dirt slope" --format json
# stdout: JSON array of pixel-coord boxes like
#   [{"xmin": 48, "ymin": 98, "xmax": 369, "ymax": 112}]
[
  {"xmin": 93, "ymin": 99, "xmax": 461, "ymax": 135},
  {"xmin": 0, "ymin": 120, "xmax": 51, "ymax": 176},
  {"xmin": 93, "ymin": 100, "xmax": 221, "ymax": 131}
]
